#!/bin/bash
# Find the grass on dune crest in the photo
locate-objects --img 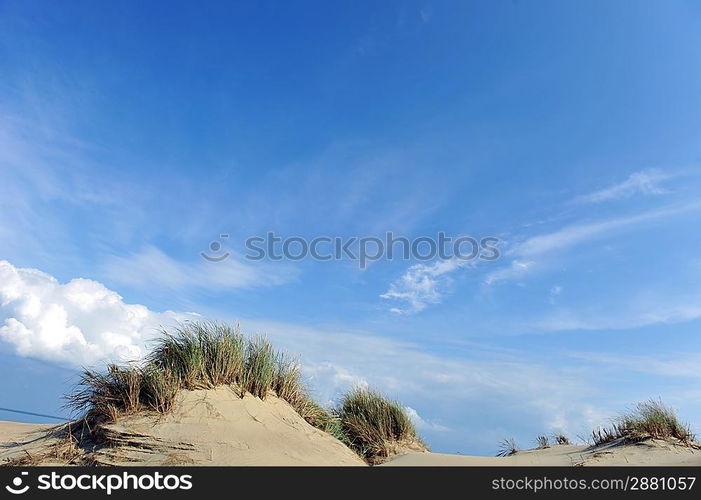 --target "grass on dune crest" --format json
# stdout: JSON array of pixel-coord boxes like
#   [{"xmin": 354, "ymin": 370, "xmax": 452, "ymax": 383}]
[
  {"xmin": 65, "ymin": 321, "xmax": 425, "ymax": 463},
  {"xmin": 506, "ymin": 399, "xmax": 696, "ymax": 454},
  {"xmin": 67, "ymin": 322, "xmax": 318, "ymax": 429},
  {"xmin": 336, "ymin": 388, "xmax": 423, "ymax": 463},
  {"xmin": 591, "ymin": 399, "xmax": 696, "ymax": 446}
]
